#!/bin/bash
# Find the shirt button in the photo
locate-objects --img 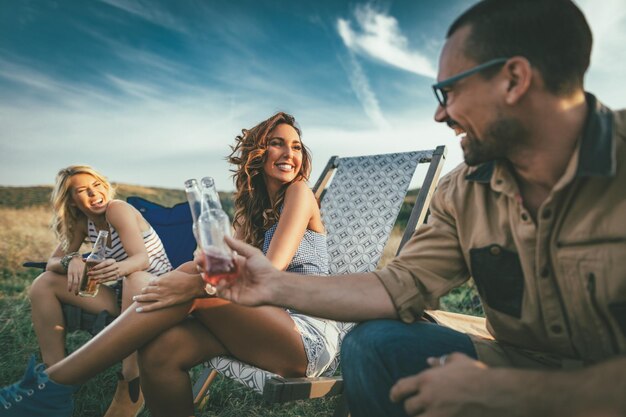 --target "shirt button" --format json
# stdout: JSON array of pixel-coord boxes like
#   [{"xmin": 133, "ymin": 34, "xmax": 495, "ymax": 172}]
[
  {"xmin": 521, "ymin": 213, "xmax": 529, "ymax": 221},
  {"xmin": 490, "ymin": 245, "xmax": 502, "ymax": 256},
  {"xmin": 542, "ymin": 209, "xmax": 552, "ymax": 219},
  {"xmin": 540, "ymin": 267, "xmax": 550, "ymax": 278},
  {"xmin": 550, "ymin": 324, "xmax": 563, "ymax": 334}
]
